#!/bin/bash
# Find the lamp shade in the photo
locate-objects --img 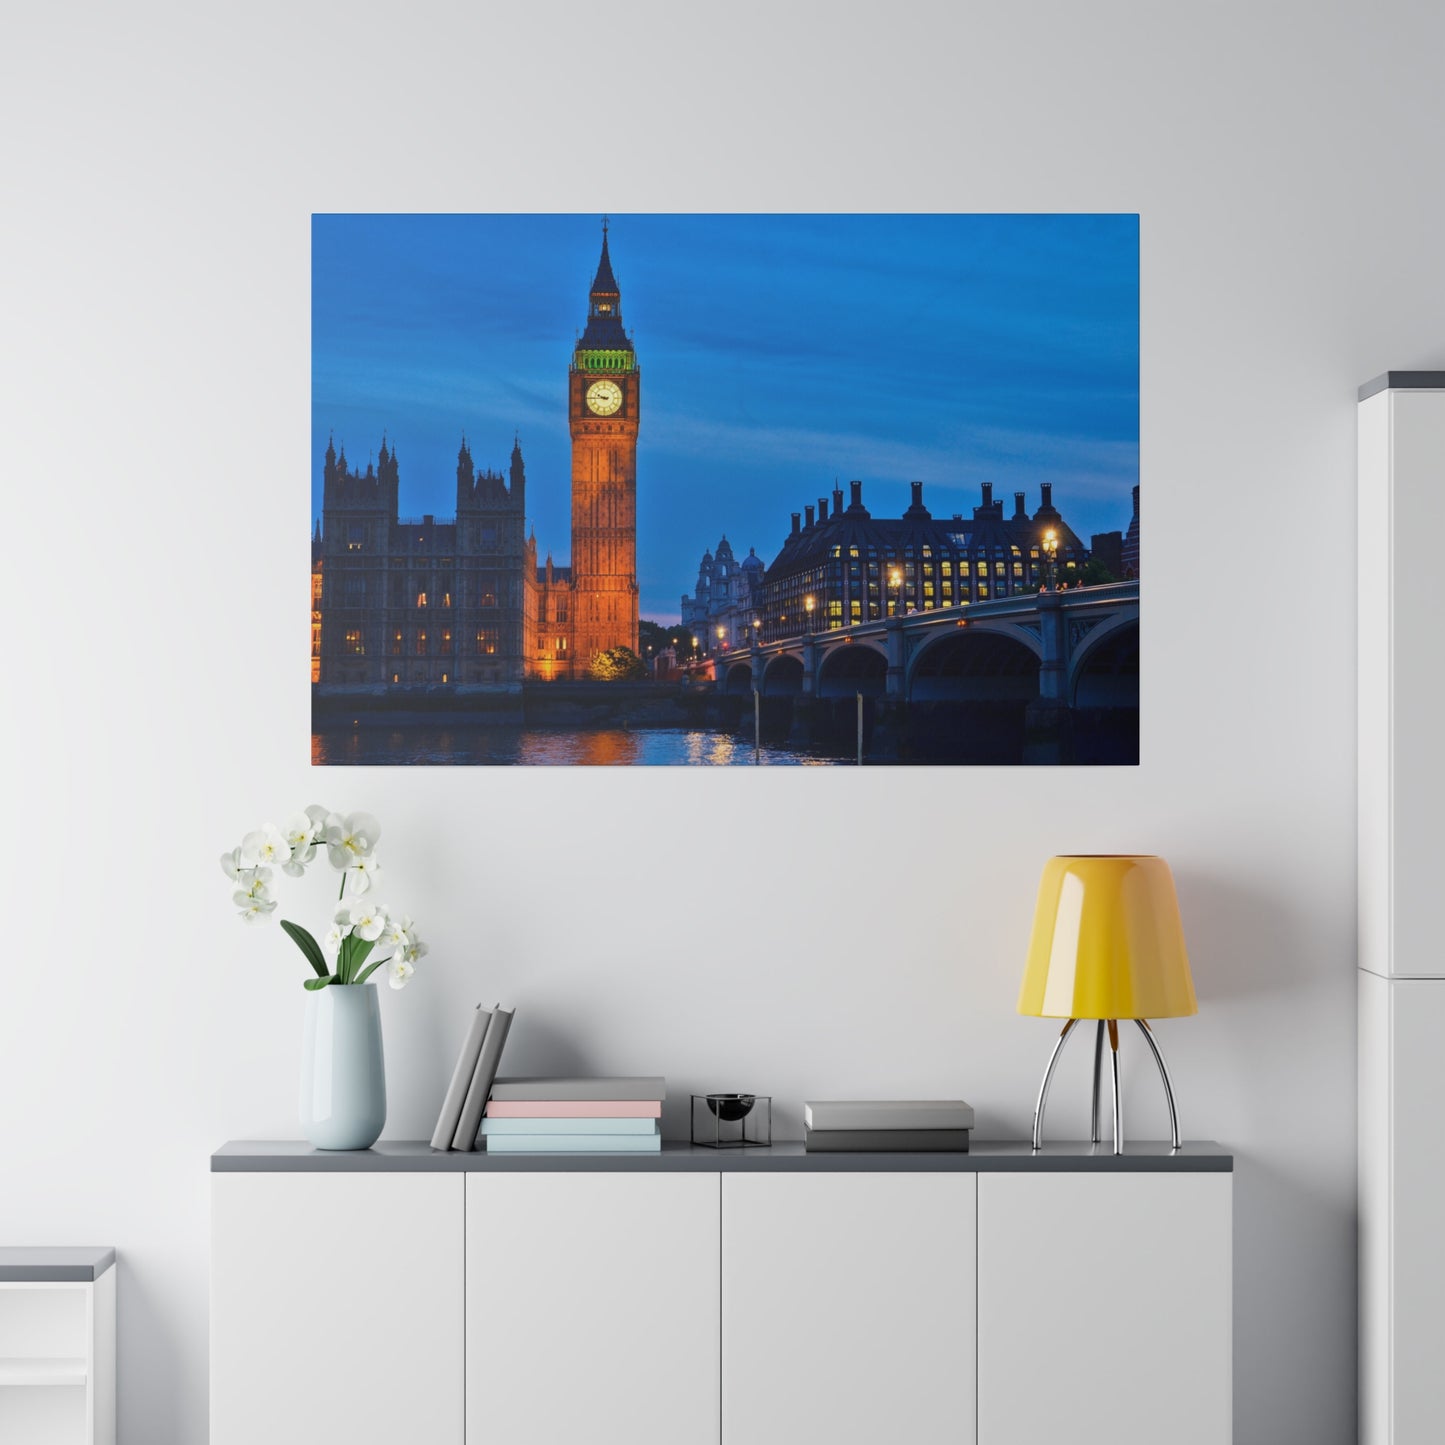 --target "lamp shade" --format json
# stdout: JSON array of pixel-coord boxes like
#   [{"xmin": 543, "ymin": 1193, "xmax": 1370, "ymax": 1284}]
[{"xmin": 1018, "ymin": 856, "xmax": 1196, "ymax": 1020}]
